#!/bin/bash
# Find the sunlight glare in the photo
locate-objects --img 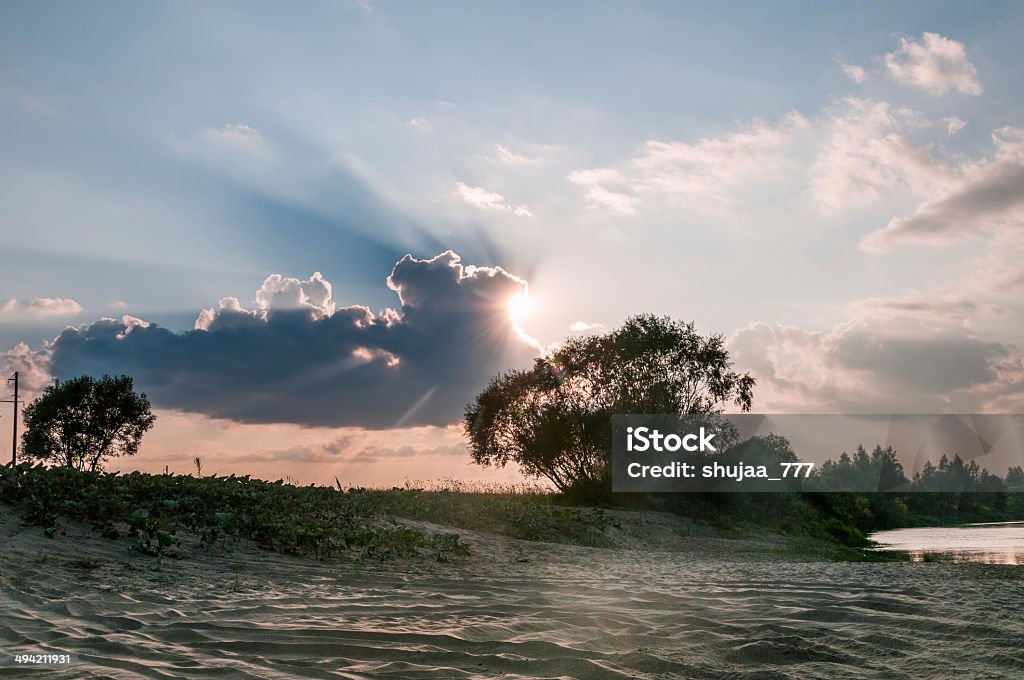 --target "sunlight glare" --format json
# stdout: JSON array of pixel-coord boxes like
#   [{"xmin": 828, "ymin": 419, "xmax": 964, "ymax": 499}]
[{"xmin": 508, "ymin": 292, "xmax": 531, "ymax": 323}]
